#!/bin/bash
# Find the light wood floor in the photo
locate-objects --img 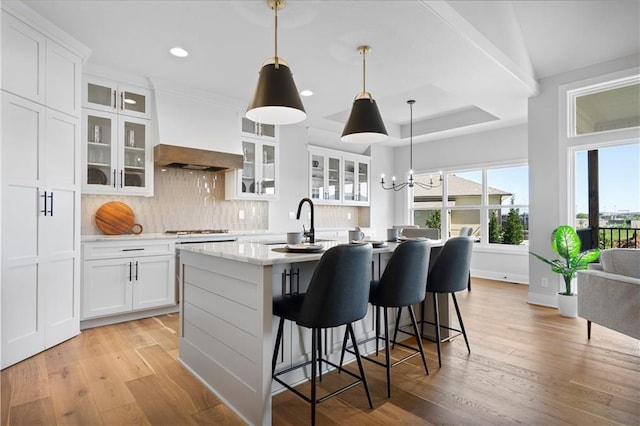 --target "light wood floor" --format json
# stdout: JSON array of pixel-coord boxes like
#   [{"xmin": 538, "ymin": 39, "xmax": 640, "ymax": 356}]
[{"xmin": 2, "ymin": 278, "xmax": 638, "ymax": 425}]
